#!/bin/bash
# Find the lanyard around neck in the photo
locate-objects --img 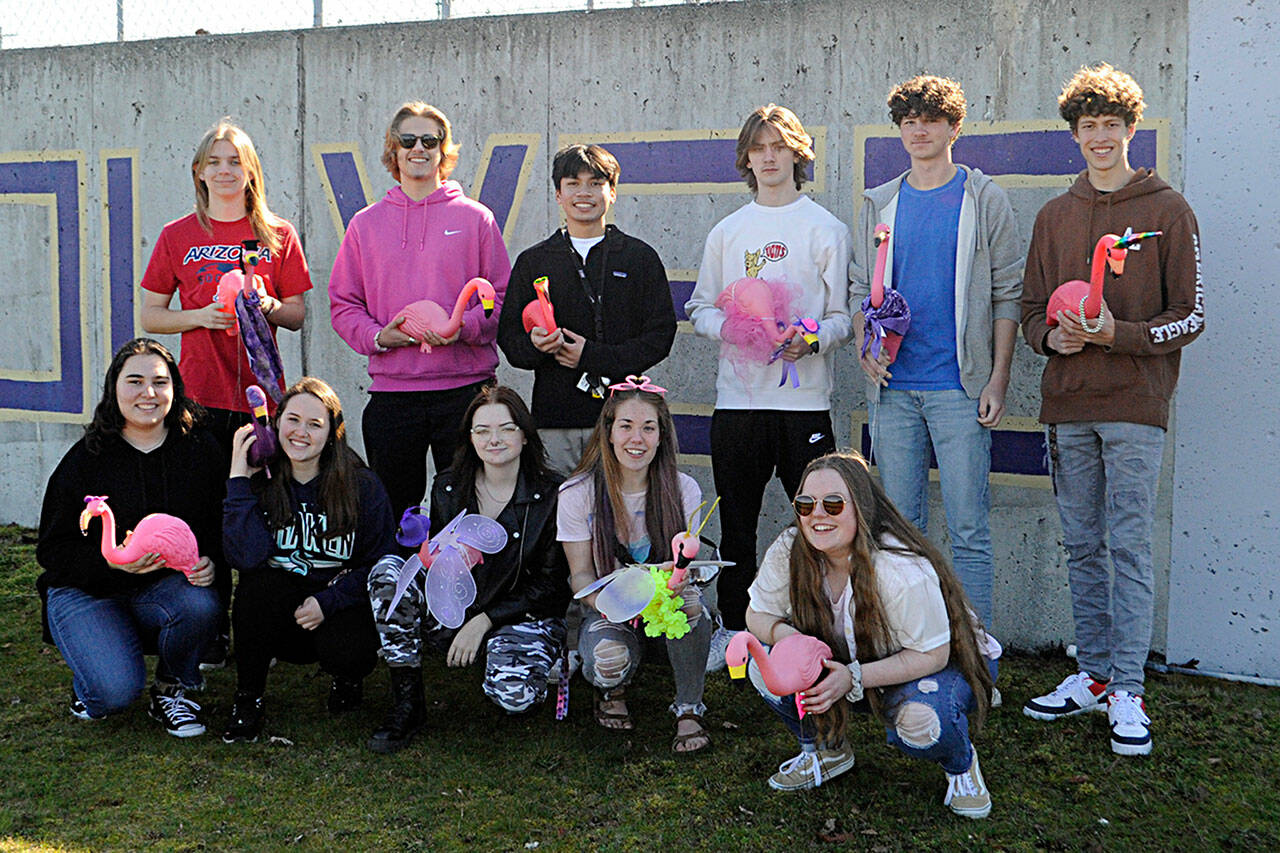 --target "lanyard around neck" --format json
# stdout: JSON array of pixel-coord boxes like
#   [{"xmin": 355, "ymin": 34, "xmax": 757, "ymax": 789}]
[{"xmin": 562, "ymin": 227, "xmax": 609, "ymax": 340}]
